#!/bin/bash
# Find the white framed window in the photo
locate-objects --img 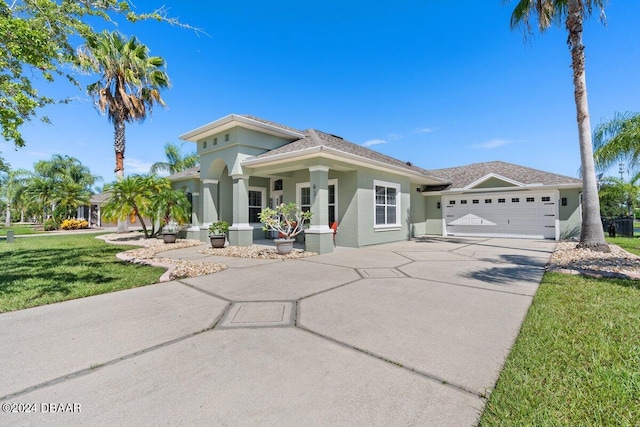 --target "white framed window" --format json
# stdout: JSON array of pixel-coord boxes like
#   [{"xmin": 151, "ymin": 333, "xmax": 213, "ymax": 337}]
[
  {"xmin": 248, "ymin": 187, "xmax": 266, "ymax": 223},
  {"xmin": 374, "ymin": 180, "xmax": 401, "ymax": 228},
  {"xmin": 296, "ymin": 179, "xmax": 338, "ymax": 223}
]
